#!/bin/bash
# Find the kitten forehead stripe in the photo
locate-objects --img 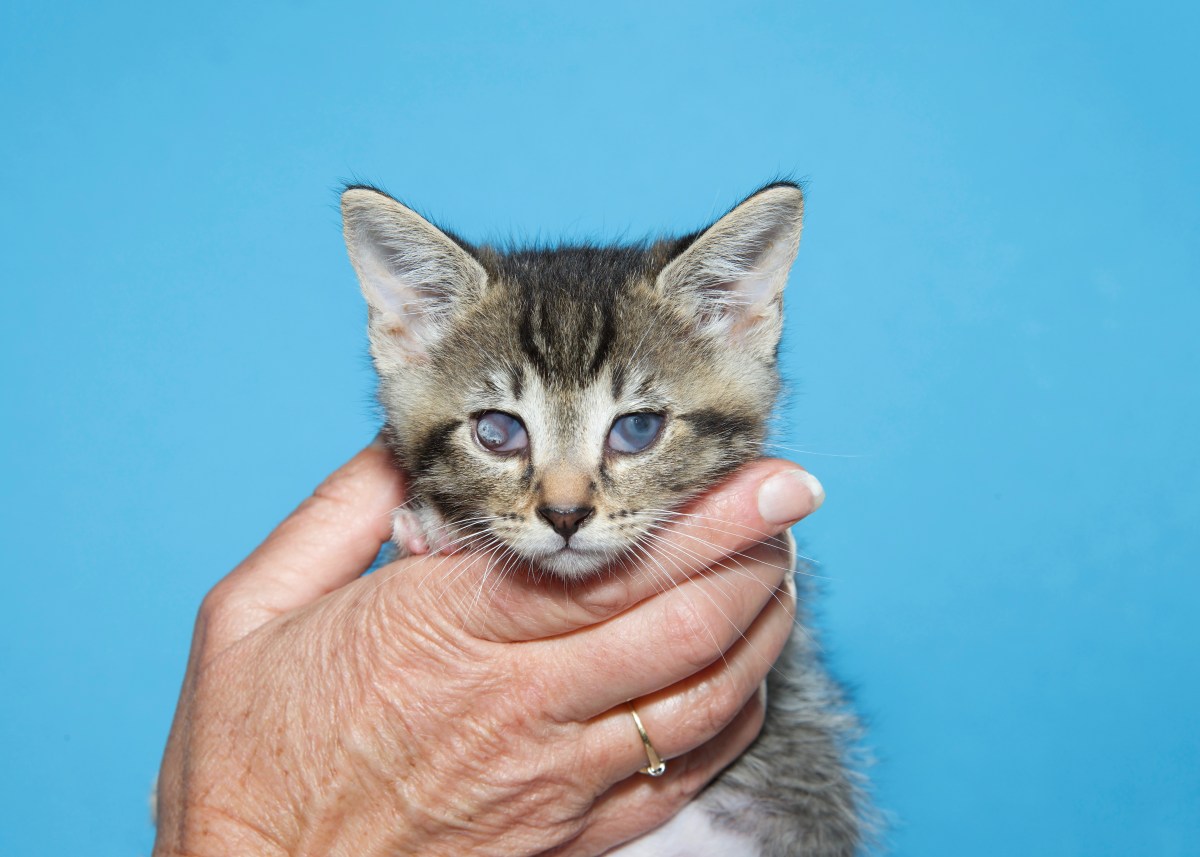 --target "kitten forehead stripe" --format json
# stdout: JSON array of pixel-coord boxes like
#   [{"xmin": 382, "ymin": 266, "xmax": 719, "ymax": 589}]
[
  {"xmin": 610, "ymin": 363, "xmax": 627, "ymax": 401},
  {"xmin": 507, "ymin": 363, "xmax": 524, "ymax": 400},
  {"xmin": 518, "ymin": 294, "xmax": 550, "ymax": 378},
  {"xmin": 586, "ymin": 303, "xmax": 616, "ymax": 379}
]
